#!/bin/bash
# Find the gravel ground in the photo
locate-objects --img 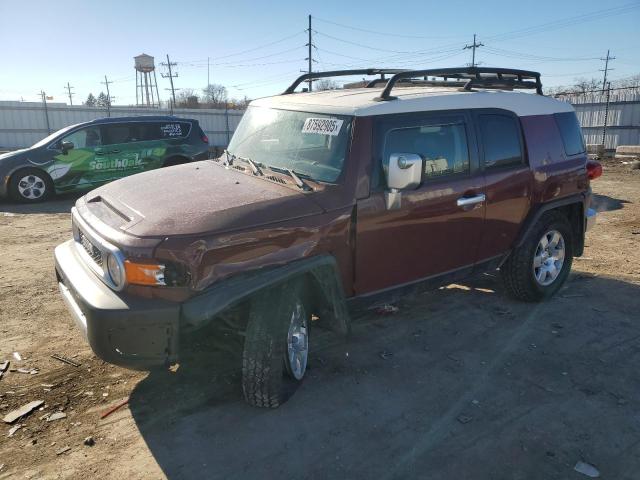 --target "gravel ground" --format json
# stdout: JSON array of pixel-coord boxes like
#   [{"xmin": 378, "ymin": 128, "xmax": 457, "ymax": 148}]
[{"xmin": 0, "ymin": 159, "xmax": 639, "ymax": 480}]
